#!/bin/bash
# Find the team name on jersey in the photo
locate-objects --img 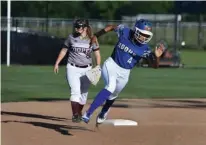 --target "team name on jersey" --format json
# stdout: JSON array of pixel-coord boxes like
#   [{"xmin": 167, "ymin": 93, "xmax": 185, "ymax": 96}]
[
  {"xmin": 71, "ymin": 47, "xmax": 91, "ymax": 55},
  {"xmin": 117, "ymin": 42, "xmax": 136, "ymax": 56}
]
